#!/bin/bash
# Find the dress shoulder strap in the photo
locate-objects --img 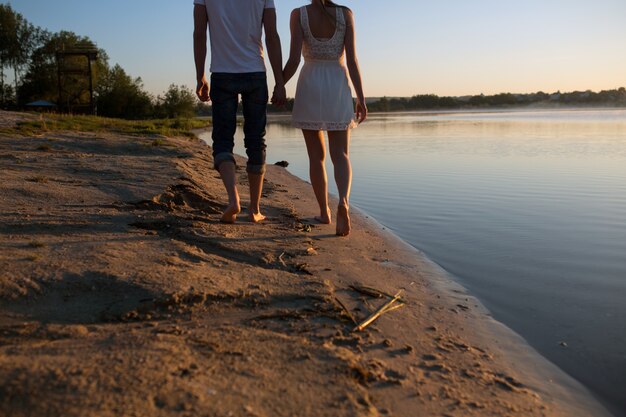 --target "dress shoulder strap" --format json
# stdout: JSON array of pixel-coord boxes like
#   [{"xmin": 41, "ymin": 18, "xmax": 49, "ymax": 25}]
[
  {"xmin": 337, "ymin": 6, "xmax": 344, "ymax": 27},
  {"xmin": 300, "ymin": 6, "xmax": 310, "ymax": 36},
  {"xmin": 334, "ymin": 7, "xmax": 347, "ymax": 41}
]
